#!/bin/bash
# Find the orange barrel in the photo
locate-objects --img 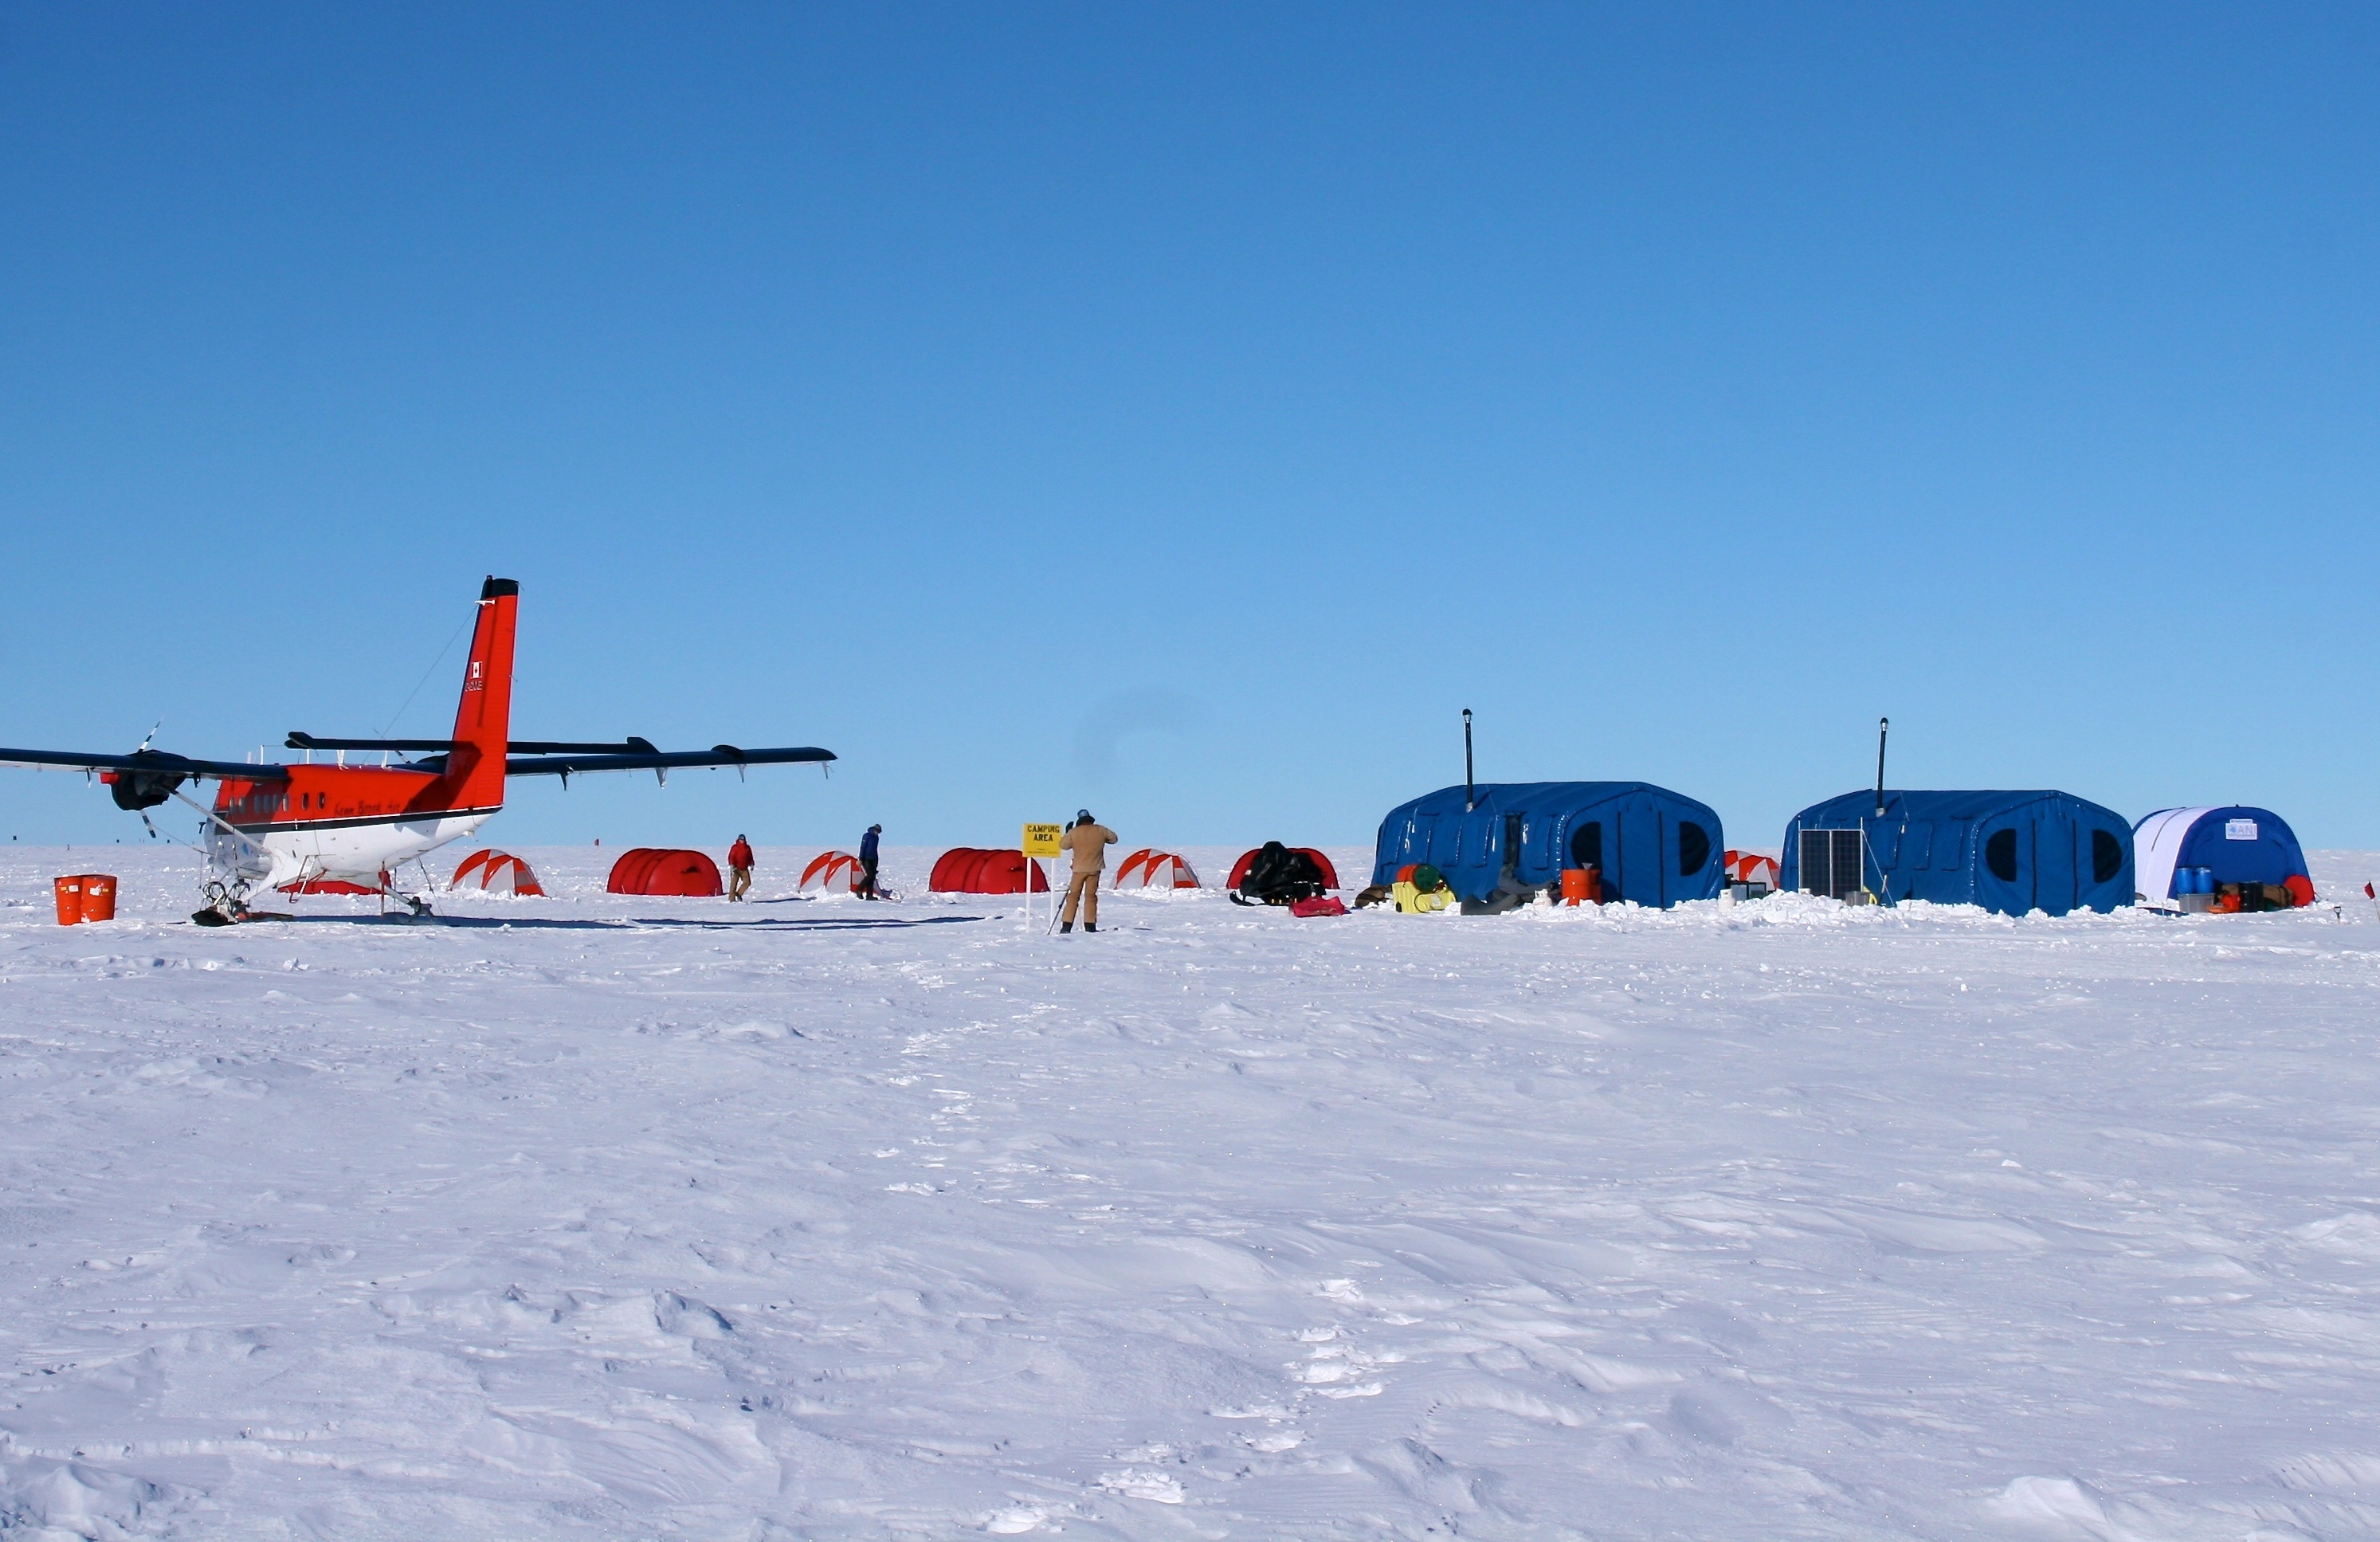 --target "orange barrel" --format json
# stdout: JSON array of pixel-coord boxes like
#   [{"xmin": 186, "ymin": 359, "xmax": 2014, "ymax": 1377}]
[
  {"xmin": 53, "ymin": 876, "xmax": 84, "ymax": 925},
  {"xmin": 80, "ymin": 875, "xmax": 117, "ymax": 923},
  {"xmin": 1559, "ymin": 868, "xmax": 1593, "ymax": 906}
]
